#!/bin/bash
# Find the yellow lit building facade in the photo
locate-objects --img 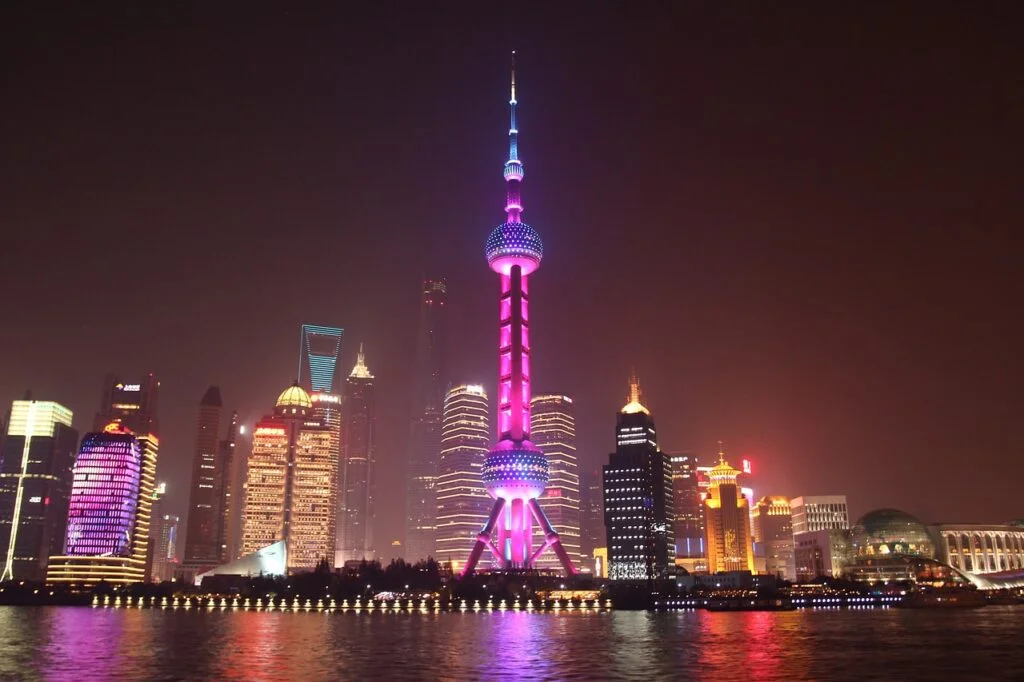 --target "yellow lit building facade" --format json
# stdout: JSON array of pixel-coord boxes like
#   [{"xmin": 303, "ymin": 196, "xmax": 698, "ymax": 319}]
[
  {"xmin": 435, "ymin": 385, "xmax": 490, "ymax": 570},
  {"xmin": 240, "ymin": 383, "xmax": 337, "ymax": 571},
  {"xmin": 530, "ymin": 395, "xmax": 581, "ymax": 570},
  {"xmin": 703, "ymin": 452, "xmax": 754, "ymax": 574}
]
